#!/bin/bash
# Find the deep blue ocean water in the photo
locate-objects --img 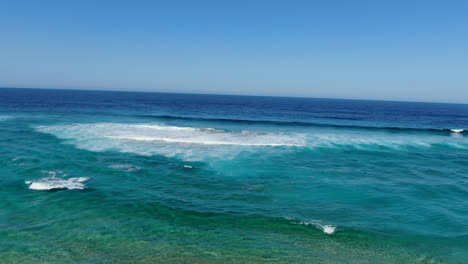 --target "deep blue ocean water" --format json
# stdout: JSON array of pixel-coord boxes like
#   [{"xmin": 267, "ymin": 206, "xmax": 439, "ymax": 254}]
[{"xmin": 1, "ymin": 88, "xmax": 468, "ymax": 263}]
